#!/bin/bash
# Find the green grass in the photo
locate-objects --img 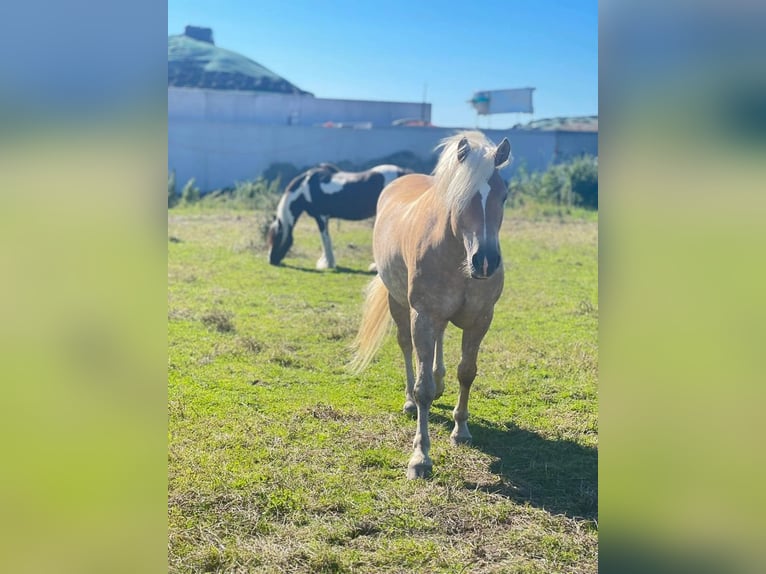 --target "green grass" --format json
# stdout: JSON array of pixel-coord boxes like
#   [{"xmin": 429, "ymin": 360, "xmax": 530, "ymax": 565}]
[{"xmin": 168, "ymin": 206, "xmax": 598, "ymax": 573}]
